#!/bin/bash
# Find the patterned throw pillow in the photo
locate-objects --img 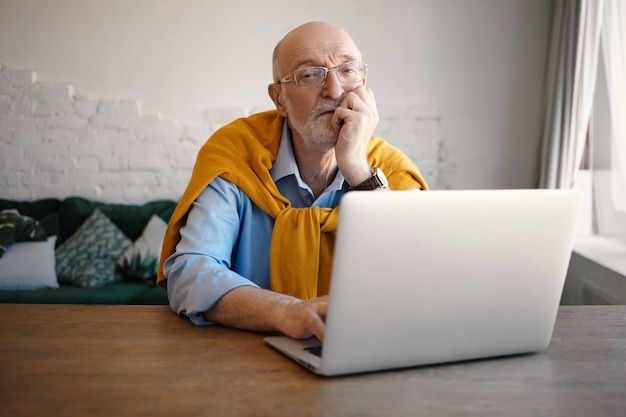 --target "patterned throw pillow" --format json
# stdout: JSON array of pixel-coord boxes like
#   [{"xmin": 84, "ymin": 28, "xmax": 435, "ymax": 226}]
[
  {"xmin": 0, "ymin": 209, "xmax": 48, "ymax": 257},
  {"xmin": 55, "ymin": 209, "xmax": 131, "ymax": 288},
  {"xmin": 116, "ymin": 214, "xmax": 167, "ymax": 285}
]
